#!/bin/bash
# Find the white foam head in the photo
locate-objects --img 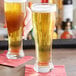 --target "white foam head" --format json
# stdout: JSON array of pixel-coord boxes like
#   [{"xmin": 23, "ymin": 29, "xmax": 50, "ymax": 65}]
[
  {"xmin": 4, "ymin": 0, "xmax": 27, "ymax": 2},
  {"xmin": 31, "ymin": 3, "xmax": 56, "ymax": 13}
]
